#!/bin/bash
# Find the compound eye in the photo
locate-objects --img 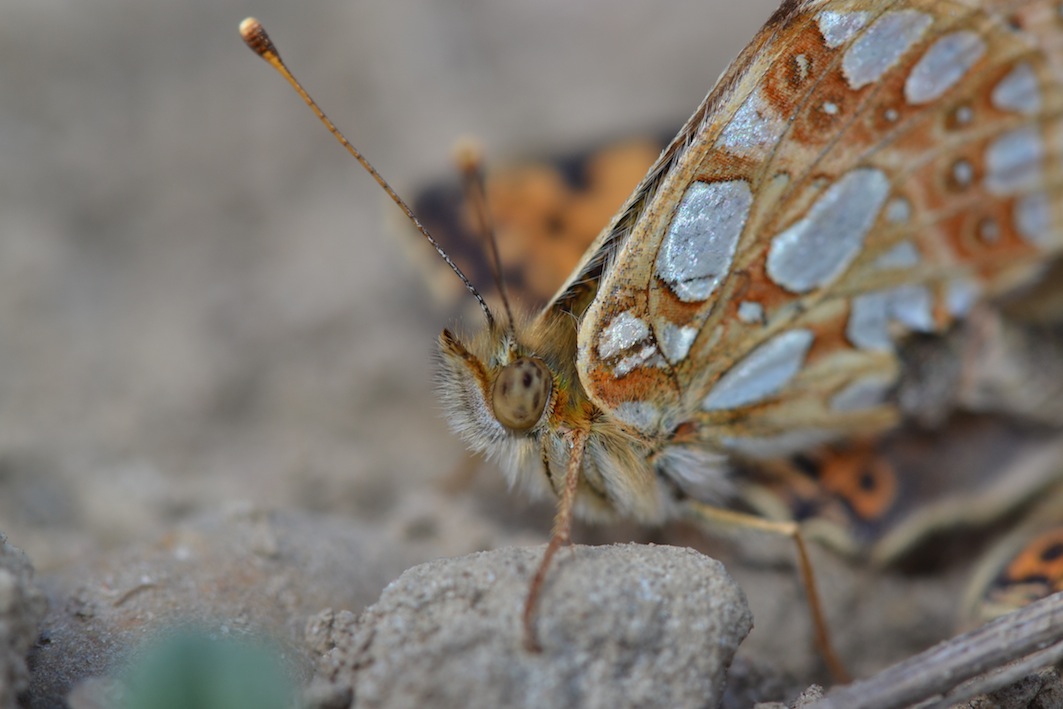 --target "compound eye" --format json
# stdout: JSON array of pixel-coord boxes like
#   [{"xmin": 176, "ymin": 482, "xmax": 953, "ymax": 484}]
[{"xmin": 491, "ymin": 357, "xmax": 552, "ymax": 431}]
